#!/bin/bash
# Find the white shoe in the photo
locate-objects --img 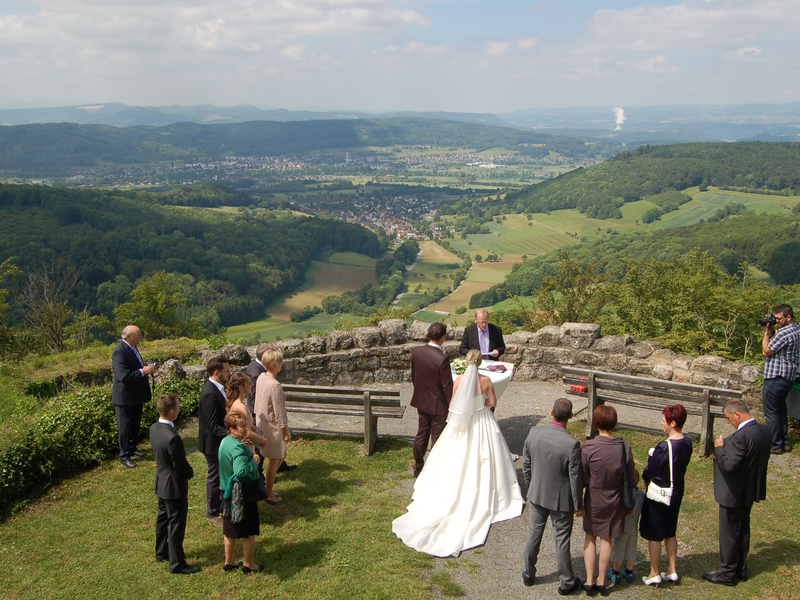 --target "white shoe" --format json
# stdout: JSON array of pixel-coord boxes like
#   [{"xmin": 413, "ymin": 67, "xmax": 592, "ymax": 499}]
[
  {"xmin": 660, "ymin": 572, "xmax": 679, "ymax": 583},
  {"xmin": 643, "ymin": 574, "xmax": 662, "ymax": 586},
  {"xmin": 510, "ymin": 453, "xmax": 520, "ymax": 462}
]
